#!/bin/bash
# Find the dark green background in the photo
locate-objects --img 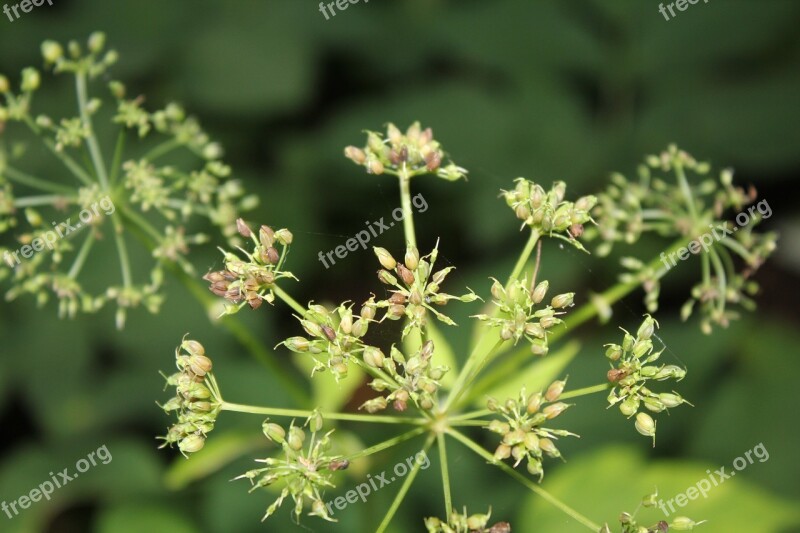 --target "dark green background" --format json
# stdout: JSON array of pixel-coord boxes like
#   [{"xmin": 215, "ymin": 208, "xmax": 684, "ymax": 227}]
[{"xmin": 1, "ymin": 1, "xmax": 799, "ymax": 532}]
